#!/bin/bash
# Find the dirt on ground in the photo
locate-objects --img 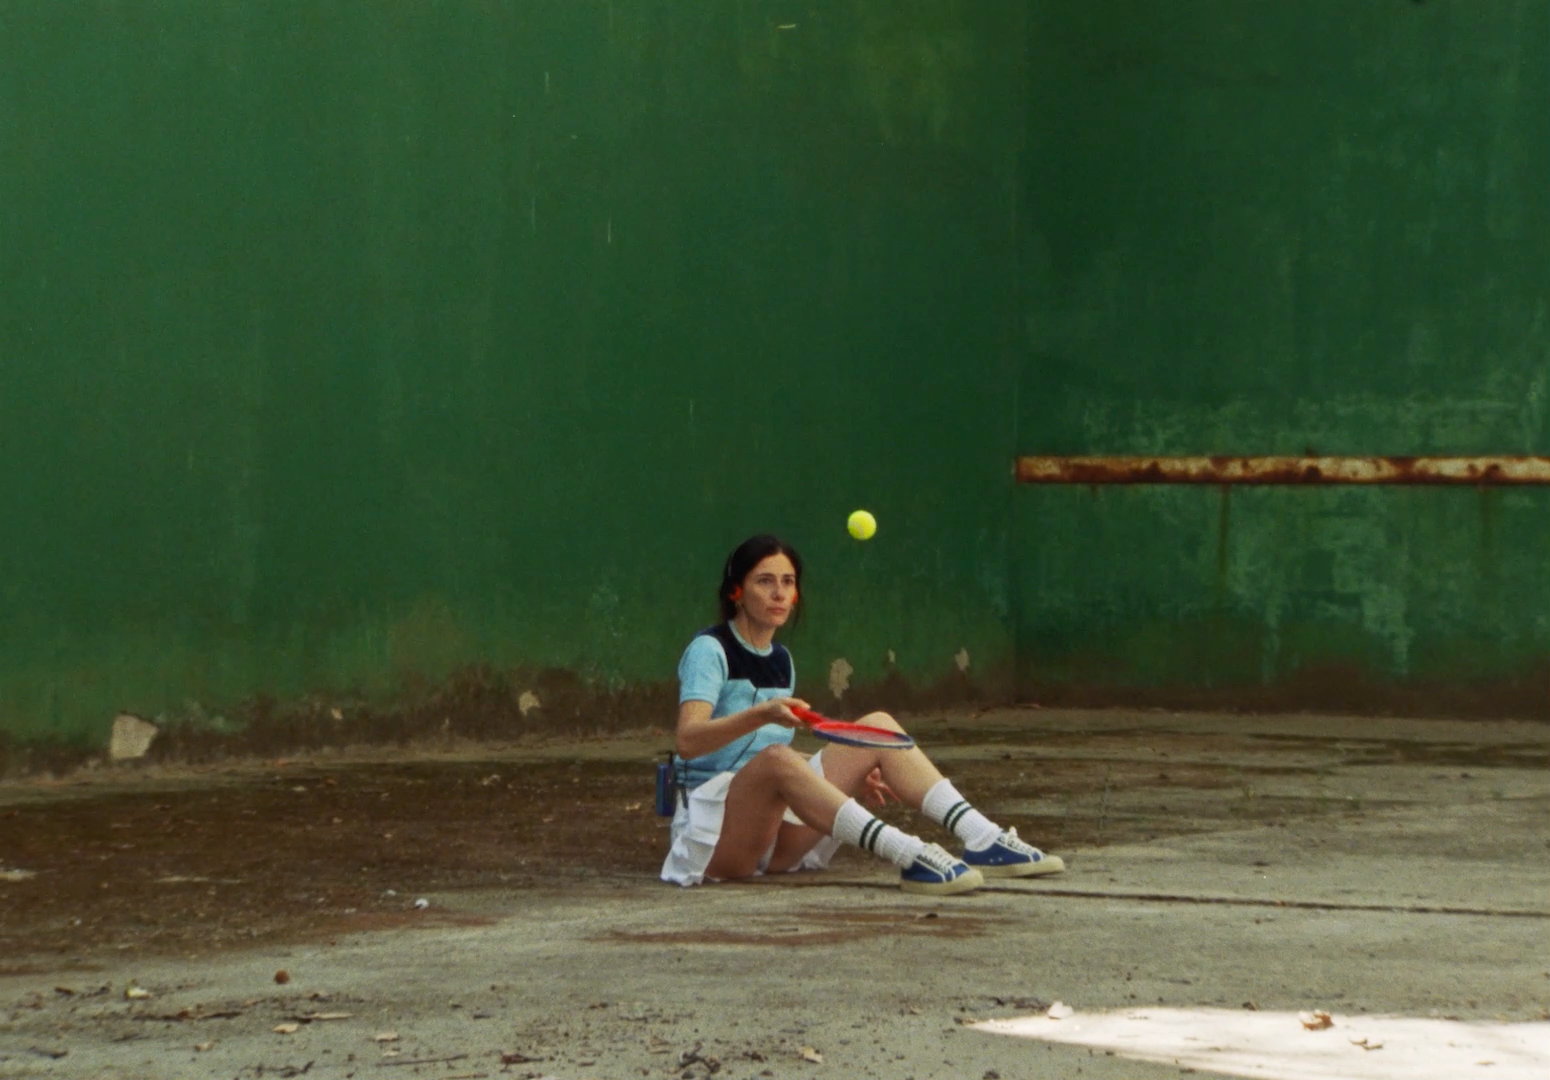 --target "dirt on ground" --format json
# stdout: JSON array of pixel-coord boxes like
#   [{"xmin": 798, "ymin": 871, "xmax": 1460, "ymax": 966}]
[{"xmin": 4, "ymin": 708, "xmax": 1544, "ymax": 970}]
